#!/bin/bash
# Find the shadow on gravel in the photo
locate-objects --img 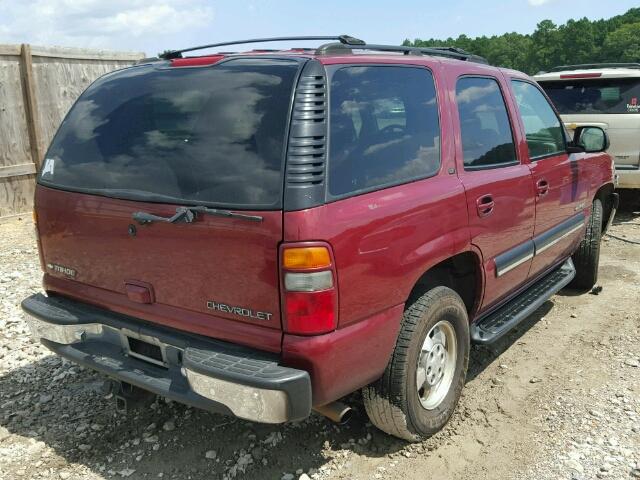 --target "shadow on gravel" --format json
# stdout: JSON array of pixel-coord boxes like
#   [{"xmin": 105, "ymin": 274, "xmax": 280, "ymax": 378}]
[
  {"xmin": 465, "ymin": 203, "xmax": 640, "ymax": 382},
  {"xmin": 612, "ymin": 209, "xmax": 640, "ymax": 224},
  {"xmin": 467, "ymin": 301, "xmax": 554, "ymax": 383},
  {"xmin": 0, "ymin": 354, "xmax": 406, "ymax": 480},
  {"xmin": 1, "ymin": 270, "xmax": 606, "ymax": 479},
  {"xmin": 0, "ymin": 303, "xmax": 566, "ymax": 479}
]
